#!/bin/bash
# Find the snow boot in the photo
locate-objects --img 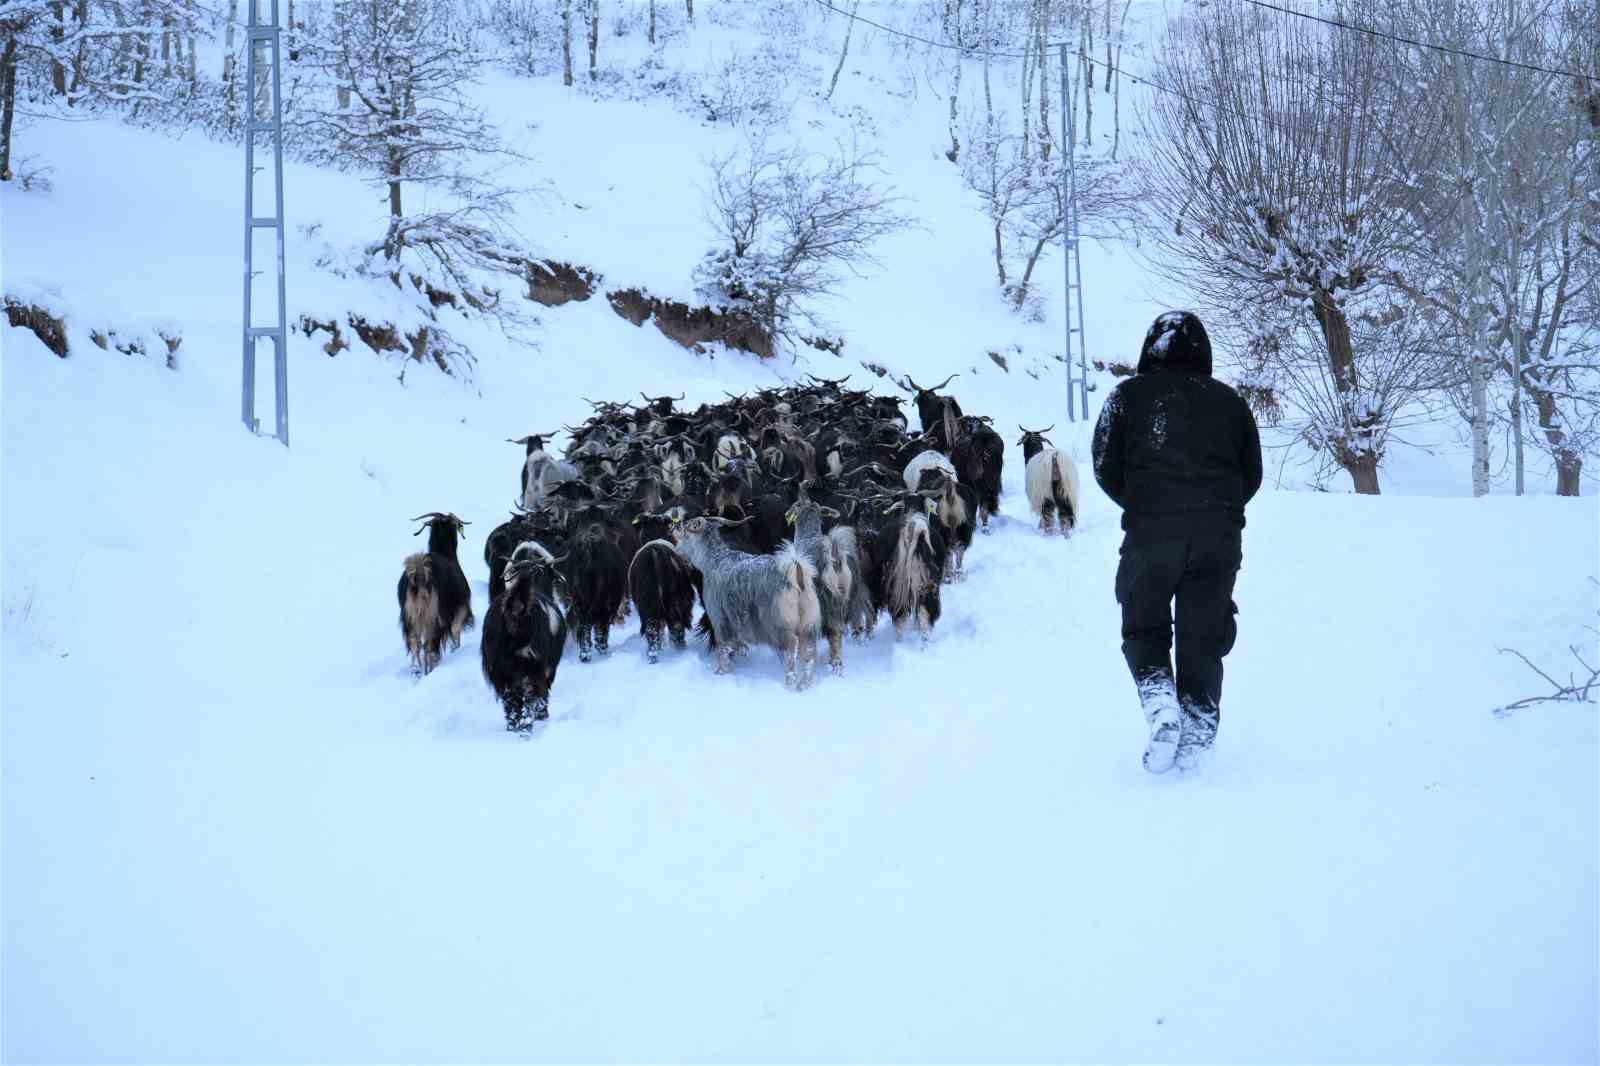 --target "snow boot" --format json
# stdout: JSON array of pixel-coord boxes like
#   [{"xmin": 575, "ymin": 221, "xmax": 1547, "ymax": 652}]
[
  {"xmin": 1137, "ymin": 671, "xmax": 1183, "ymax": 774},
  {"xmin": 1175, "ymin": 696, "xmax": 1220, "ymax": 772}
]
